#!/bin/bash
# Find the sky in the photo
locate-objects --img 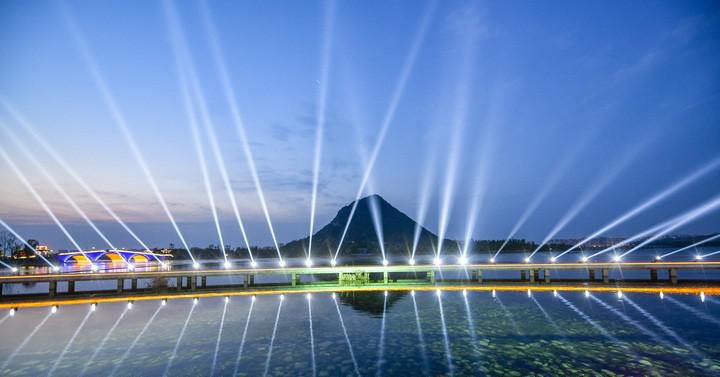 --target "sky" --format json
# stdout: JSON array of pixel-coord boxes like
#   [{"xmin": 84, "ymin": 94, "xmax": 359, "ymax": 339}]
[{"xmin": 0, "ymin": 0, "xmax": 719, "ymax": 251}]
